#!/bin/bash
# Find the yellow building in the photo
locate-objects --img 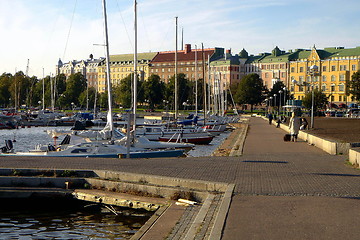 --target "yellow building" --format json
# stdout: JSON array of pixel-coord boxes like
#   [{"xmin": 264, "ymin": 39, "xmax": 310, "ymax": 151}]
[
  {"xmin": 289, "ymin": 46, "xmax": 360, "ymax": 106},
  {"xmin": 97, "ymin": 52, "xmax": 158, "ymax": 93}
]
